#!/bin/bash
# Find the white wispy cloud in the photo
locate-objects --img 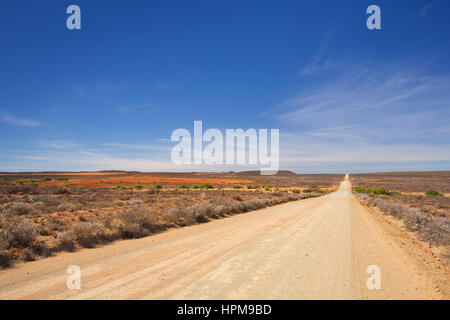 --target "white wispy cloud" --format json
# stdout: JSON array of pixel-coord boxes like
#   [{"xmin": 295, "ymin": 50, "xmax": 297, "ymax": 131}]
[
  {"xmin": 101, "ymin": 142, "xmax": 170, "ymax": 151},
  {"xmin": 116, "ymin": 103, "xmax": 157, "ymax": 113},
  {"xmin": 0, "ymin": 110, "xmax": 43, "ymax": 127},
  {"xmin": 415, "ymin": 3, "xmax": 435, "ymax": 17},
  {"xmin": 34, "ymin": 140, "xmax": 81, "ymax": 149},
  {"xmin": 262, "ymin": 60, "xmax": 450, "ymax": 171}
]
